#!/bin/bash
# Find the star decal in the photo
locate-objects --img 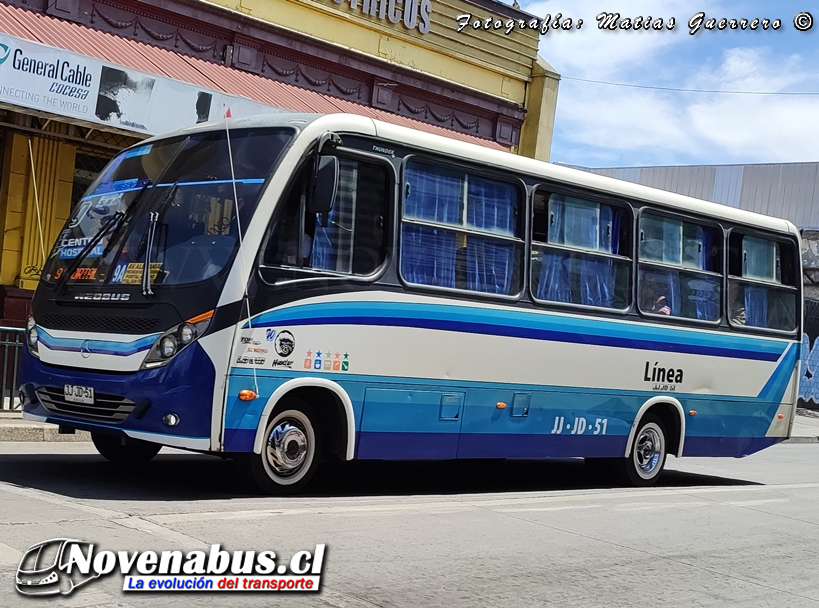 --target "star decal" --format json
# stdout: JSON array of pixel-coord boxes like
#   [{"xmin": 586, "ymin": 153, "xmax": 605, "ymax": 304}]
[
  {"xmin": 306, "ymin": 350, "xmax": 313, "ymax": 358},
  {"xmin": 343, "ymin": 352, "xmax": 349, "ymax": 360},
  {"xmin": 335, "ymin": 352, "xmax": 341, "ymax": 360},
  {"xmin": 316, "ymin": 351, "xmax": 322, "ymax": 358}
]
